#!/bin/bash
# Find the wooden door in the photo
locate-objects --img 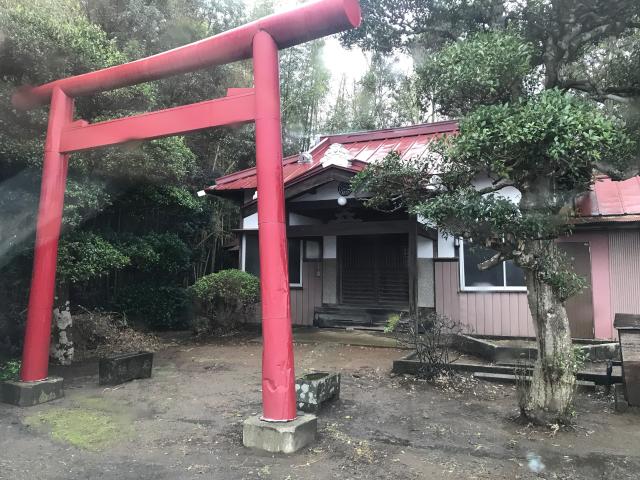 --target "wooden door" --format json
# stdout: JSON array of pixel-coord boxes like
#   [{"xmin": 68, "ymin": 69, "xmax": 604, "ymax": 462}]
[
  {"xmin": 339, "ymin": 234, "xmax": 409, "ymax": 307},
  {"xmin": 558, "ymin": 242, "xmax": 595, "ymax": 339}
]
